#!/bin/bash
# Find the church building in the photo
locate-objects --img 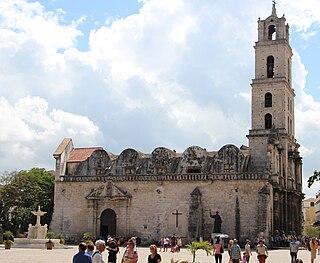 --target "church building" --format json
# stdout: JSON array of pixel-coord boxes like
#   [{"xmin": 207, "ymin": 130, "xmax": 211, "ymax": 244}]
[{"xmin": 51, "ymin": 4, "xmax": 303, "ymax": 244}]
